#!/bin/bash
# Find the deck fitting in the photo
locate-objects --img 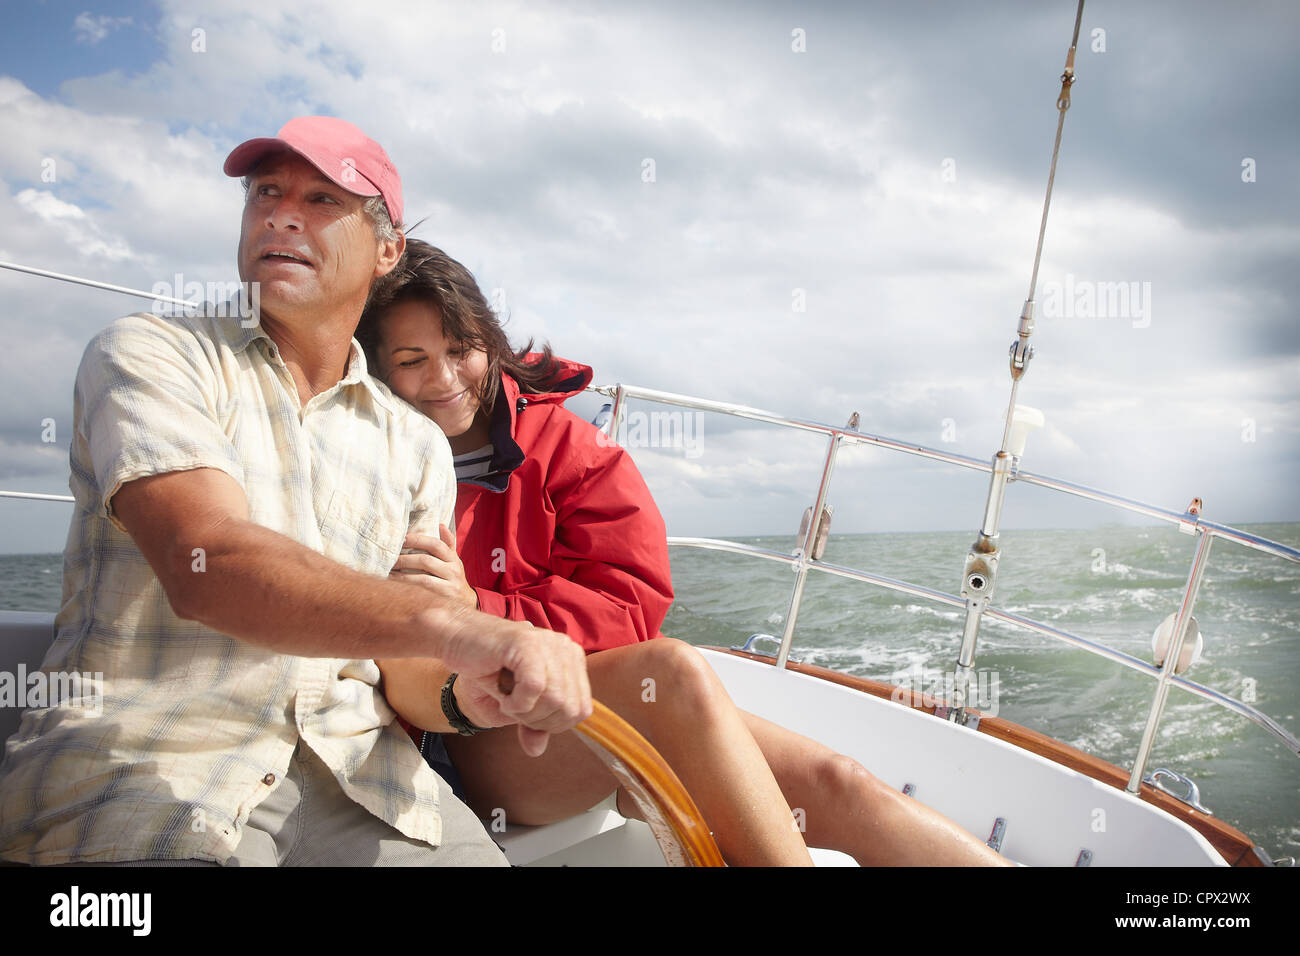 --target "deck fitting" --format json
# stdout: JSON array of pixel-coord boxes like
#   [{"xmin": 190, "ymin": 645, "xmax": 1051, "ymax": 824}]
[{"xmin": 986, "ymin": 817, "xmax": 1007, "ymax": 853}]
